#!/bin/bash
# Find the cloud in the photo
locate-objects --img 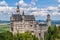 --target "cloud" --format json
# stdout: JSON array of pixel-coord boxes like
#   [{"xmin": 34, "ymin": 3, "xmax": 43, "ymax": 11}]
[
  {"xmin": 16, "ymin": 0, "xmax": 28, "ymax": 8},
  {"xmin": 0, "ymin": 0, "xmax": 8, "ymax": 6},
  {"xmin": 58, "ymin": 0, "xmax": 60, "ymax": 2},
  {"xmin": 16, "ymin": 0, "xmax": 37, "ymax": 8},
  {"xmin": 29, "ymin": 6, "xmax": 58, "ymax": 16},
  {"xmin": 46, "ymin": 6, "xmax": 58, "ymax": 15},
  {"xmin": 31, "ymin": 8, "xmax": 47, "ymax": 16},
  {"xmin": 0, "ymin": 6, "xmax": 59, "ymax": 20},
  {"xmin": 15, "ymin": 0, "xmax": 38, "ymax": 15},
  {"xmin": 52, "ymin": 12, "xmax": 58, "ymax": 15},
  {"xmin": 0, "ymin": 0, "xmax": 59, "ymax": 20},
  {"xmin": 47, "ymin": 6, "xmax": 57, "ymax": 10},
  {"xmin": 58, "ymin": 4, "xmax": 60, "ymax": 7},
  {"xmin": 31, "ymin": 0, "xmax": 36, "ymax": 6},
  {"xmin": 0, "ymin": 6, "xmax": 16, "ymax": 20},
  {"xmin": 0, "ymin": 6, "xmax": 15, "ymax": 14}
]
